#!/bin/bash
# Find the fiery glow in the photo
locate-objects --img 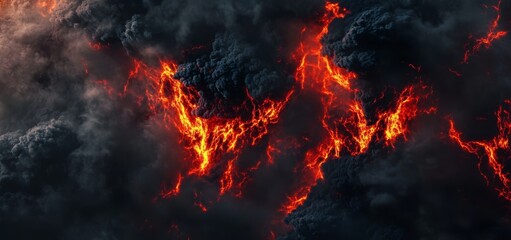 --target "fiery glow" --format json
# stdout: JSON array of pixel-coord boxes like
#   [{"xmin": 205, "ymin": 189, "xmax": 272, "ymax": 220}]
[
  {"xmin": 448, "ymin": 68, "xmax": 462, "ymax": 77},
  {"xmin": 88, "ymin": 41, "xmax": 110, "ymax": 51},
  {"xmin": 283, "ymin": 2, "xmax": 352, "ymax": 212},
  {"xmin": 194, "ymin": 201, "xmax": 208, "ymax": 212},
  {"xmin": 36, "ymin": 0, "xmax": 58, "ymax": 16},
  {"xmin": 282, "ymin": 84, "xmax": 433, "ymax": 213},
  {"xmin": 293, "ymin": 3, "xmax": 354, "ymax": 90},
  {"xmin": 381, "ymin": 85, "xmax": 436, "ymax": 147},
  {"xmin": 94, "ymin": 79, "xmax": 115, "ymax": 97},
  {"xmin": 266, "ymin": 142, "xmax": 280, "ymax": 165},
  {"xmin": 124, "ymin": 59, "xmax": 293, "ymax": 197},
  {"xmin": 113, "ymin": 0, "xmax": 435, "ymax": 218},
  {"xmin": 219, "ymin": 159, "xmax": 235, "ymax": 195},
  {"xmin": 463, "ymin": 0, "xmax": 507, "ymax": 63},
  {"xmin": 193, "ymin": 192, "xmax": 209, "ymax": 212},
  {"xmin": 282, "ymin": 2, "xmax": 434, "ymax": 214},
  {"xmin": 449, "ymin": 101, "xmax": 511, "ymax": 201},
  {"xmin": 160, "ymin": 174, "xmax": 183, "ymax": 199}
]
